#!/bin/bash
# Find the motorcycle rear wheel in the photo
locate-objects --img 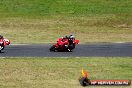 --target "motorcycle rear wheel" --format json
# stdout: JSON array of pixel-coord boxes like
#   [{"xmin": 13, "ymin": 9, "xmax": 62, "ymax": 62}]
[
  {"xmin": 49, "ymin": 45, "xmax": 57, "ymax": 52},
  {"xmin": 0, "ymin": 43, "xmax": 4, "ymax": 51}
]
